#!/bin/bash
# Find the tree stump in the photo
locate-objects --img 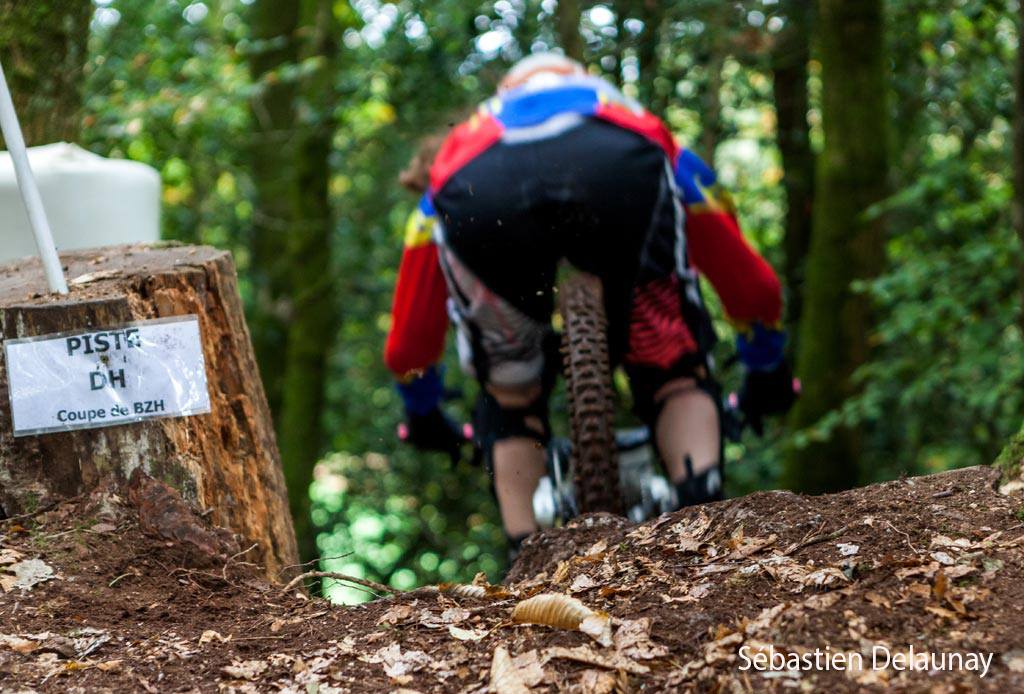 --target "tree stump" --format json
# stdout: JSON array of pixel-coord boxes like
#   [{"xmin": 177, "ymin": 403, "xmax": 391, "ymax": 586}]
[{"xmin": 0, "ymin": 243, "xmax": 298, "ymax": 578}]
